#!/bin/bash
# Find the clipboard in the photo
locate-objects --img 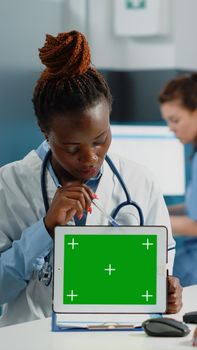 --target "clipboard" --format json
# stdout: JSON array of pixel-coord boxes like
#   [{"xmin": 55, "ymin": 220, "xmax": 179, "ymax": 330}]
[{"xmin": 51, "ymin": 312, "xmax": 144, "ymax": 332}]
